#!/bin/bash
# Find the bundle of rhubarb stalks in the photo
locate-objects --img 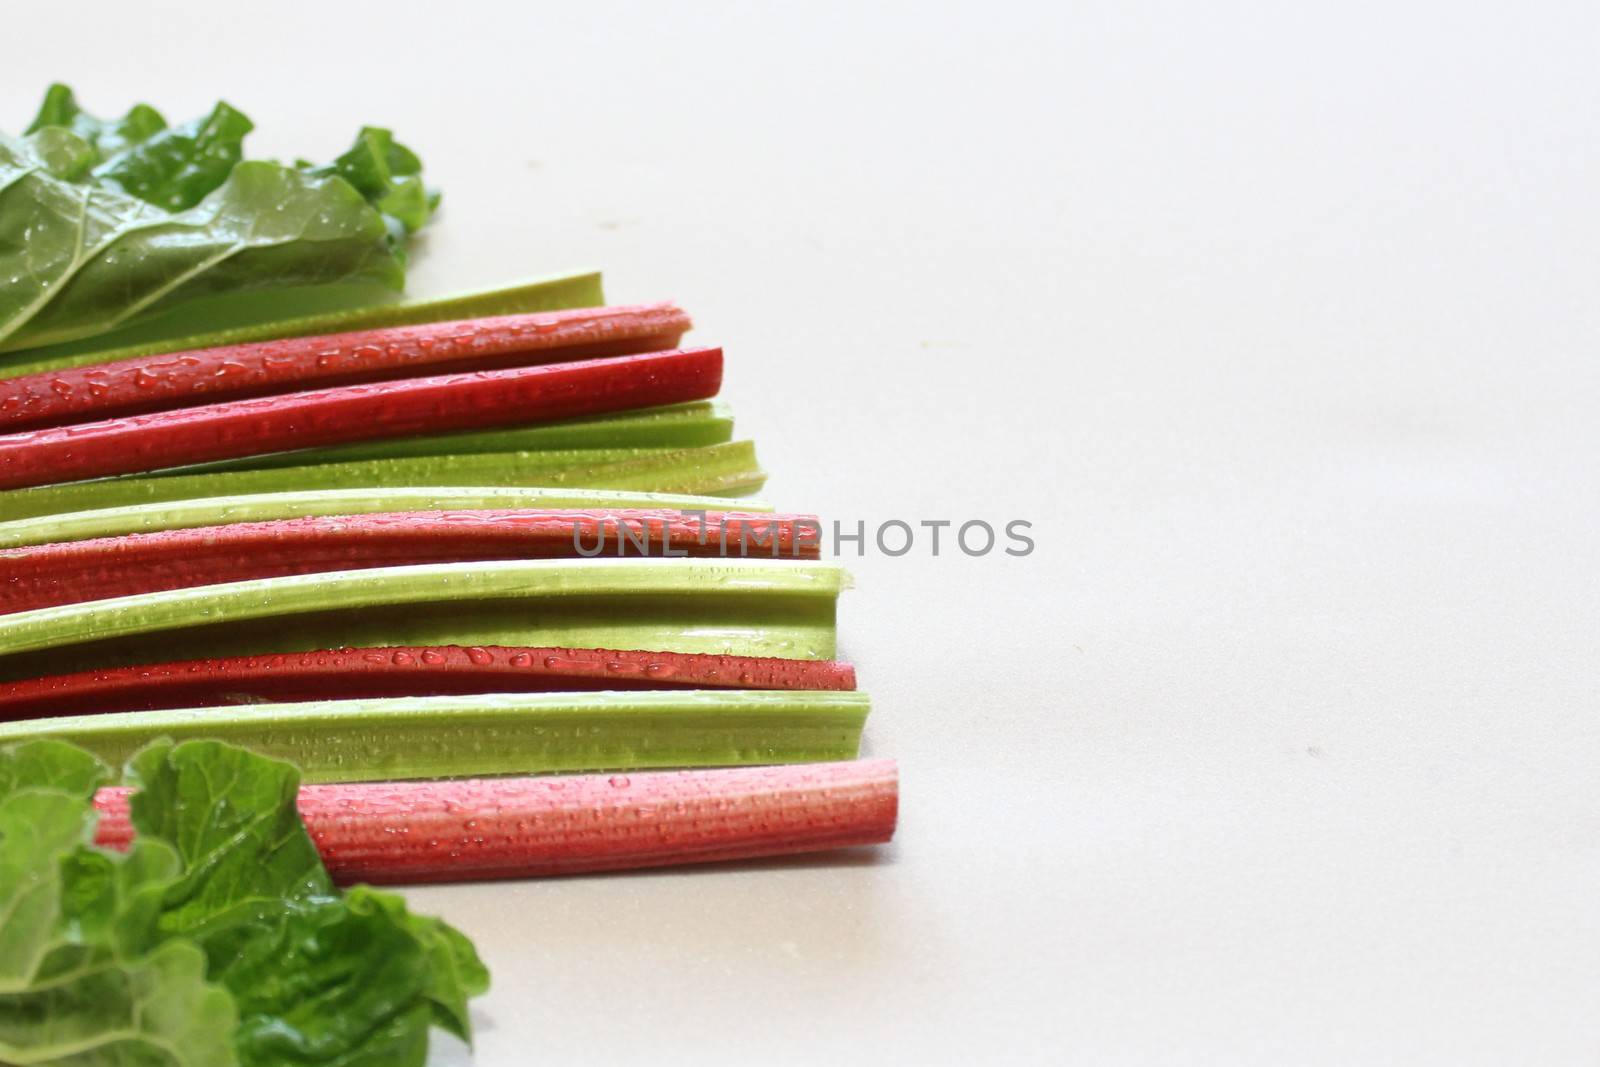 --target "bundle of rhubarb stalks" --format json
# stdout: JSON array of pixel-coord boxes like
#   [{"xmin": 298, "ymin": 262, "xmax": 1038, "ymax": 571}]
[{"xmin": 0, "ymin": 273, "xmax": 896, "ymax": 884}]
